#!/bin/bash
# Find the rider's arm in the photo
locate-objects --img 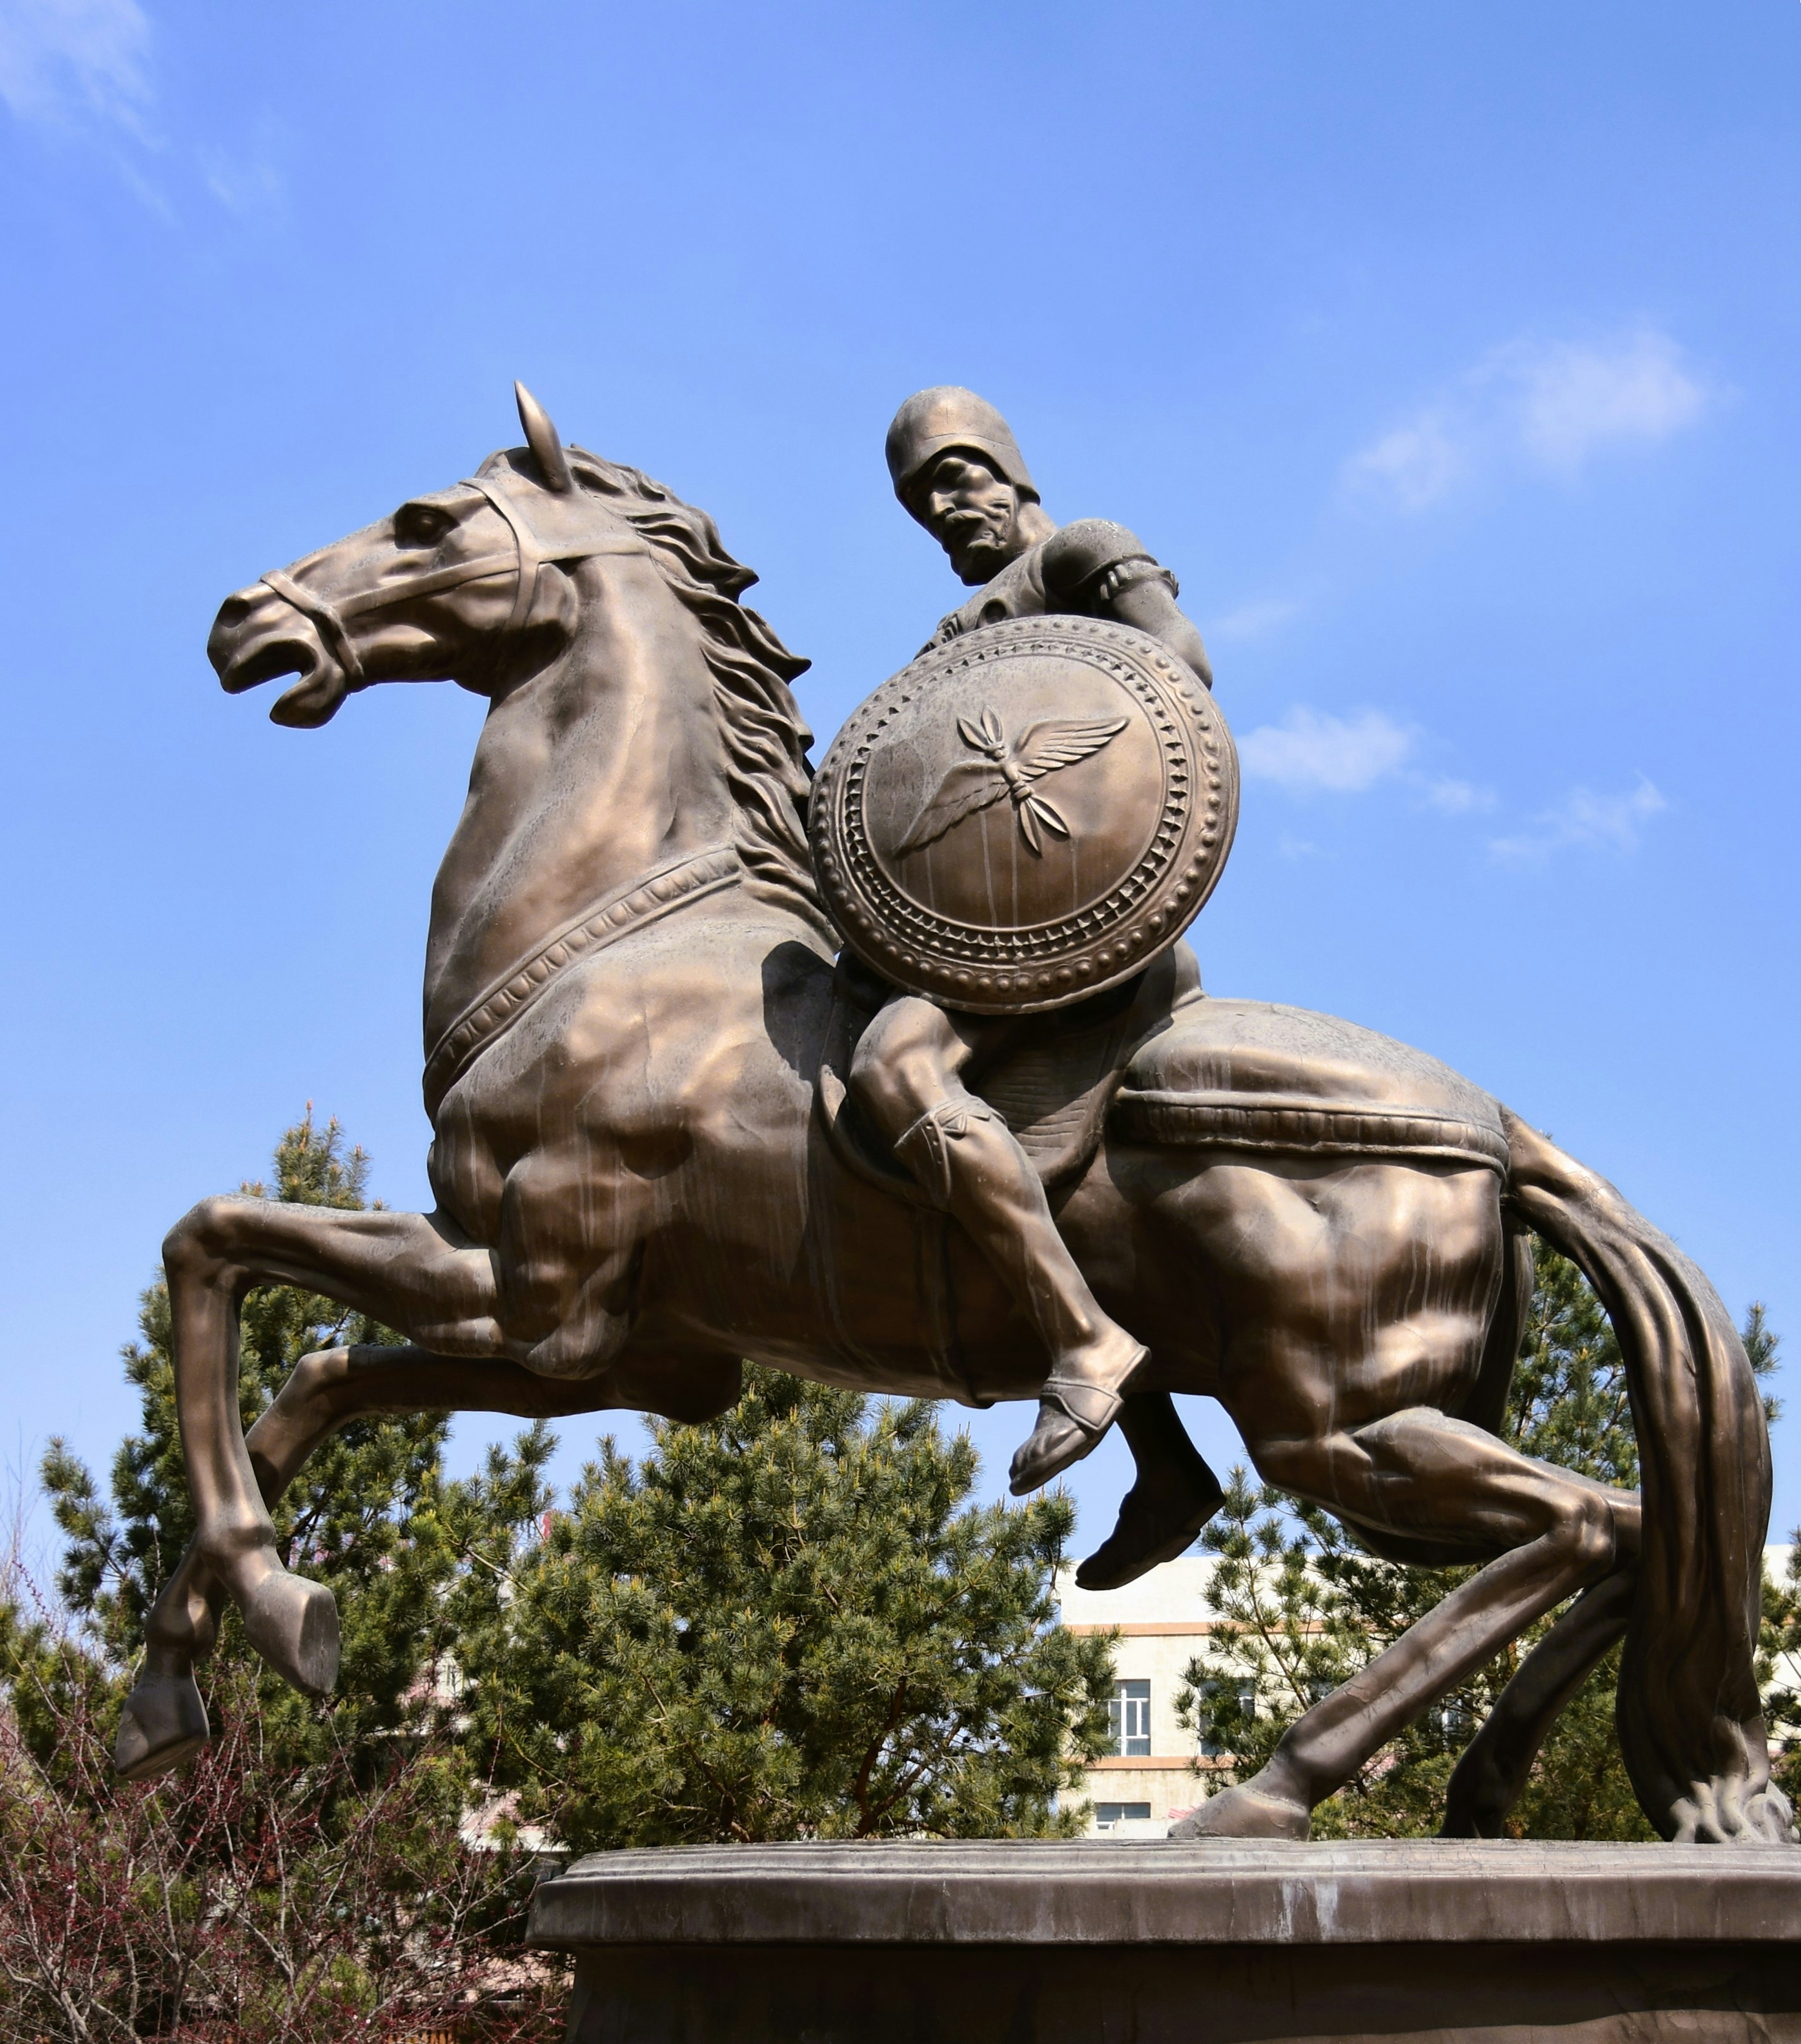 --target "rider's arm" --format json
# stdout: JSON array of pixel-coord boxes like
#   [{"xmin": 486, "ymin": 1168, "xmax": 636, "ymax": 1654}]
[{"xmin": 1040, "ymin": 519, "xmax": 1213, "ymax": 688}]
